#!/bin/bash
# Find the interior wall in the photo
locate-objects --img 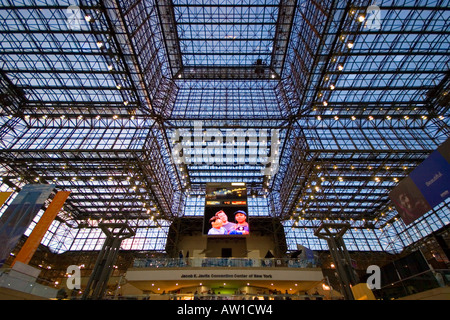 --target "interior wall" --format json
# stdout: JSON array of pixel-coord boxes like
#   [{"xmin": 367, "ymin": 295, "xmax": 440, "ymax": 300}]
[{"xmin": 177, "ymin": 233, "xmax": 276, "ymax": 259}]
